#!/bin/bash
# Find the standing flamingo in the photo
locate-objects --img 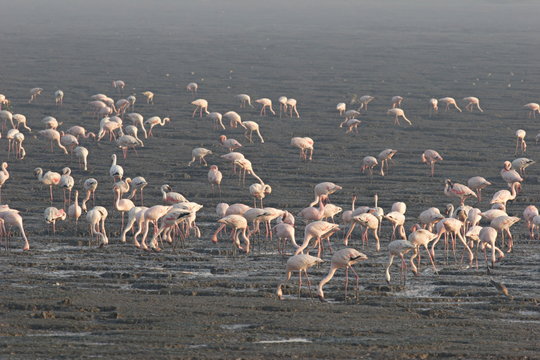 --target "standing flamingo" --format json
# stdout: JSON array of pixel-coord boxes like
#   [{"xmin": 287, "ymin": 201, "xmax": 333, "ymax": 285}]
[
  {"xmin": 114, "ymin": 187, "xmax": 135, "ymax": 232},
  {"xmin": 128, "ymin": 176, "xmax": 148, "ymax": 205},
  {"xmin": 236, "ymin": 94, "xmax": 254, "ymax": 108},
  {"xmin": 34, "ymin": 168, "xmax": 61, "ymax": 202},
  {"xmin": 38, "ymin": 129, "xmax": 68, "ymax": 154},
  {"xmin": 360, "ymin": 156, "xmax": 378, "ymax": 177},
  {"xmin": 0, "ymin": 209, "xmax": 30, "ymax": 250},
  {"xmin": 515, "ymin": 129, "xmax": 527, "ymax": 155},
  {"xmin": 68, "ymin": 190, "xmax": 82, "ymax": 227},
  {"xmin": 421, "ymin": 149, "xmax": 443, "ymax": 177},
  {"xmin": 44, "ymin": 207, "xmax": 66, "ymax": 234},
  {"xmin": 29, "ymin": 87, "xmax": 43, "ymax": 103},
  {"xmin": 336, "ymin": 102, "xmax": 346, "ymax": 115},
  {"xmin": 391, "ymin": 96, "xmax": 404, "ymax": 108},
  {"xmin": 438, "ymin": 97, "xmax": 462, "ymax": 112},
  {"xmin": 54, "ymin": 90, "xmax": 64, "ymax": 106},
  {"xmin": 295, "ymin": 221, "xmax": 340, "ymax": 258},
  {"xmin": 291, "ymin": 137, "xmax": 314, "ymax": 161},
  {"xmin": 191, "ymin": 99, "xmax": 209, "ymax": 118},
  {"xmin": 385, "ymin": 240, "xmax": 416, "ymax": 285},
  {"xmin": 207, "ymin": 112, "xmax": 225, "ymax": 130},
  {"xmin": 524, "ymin": 103, "xmax": 540, "ymax": 118},
  {"xmin": 86, "ymin": 206, "xmax": 108, "ymax": 246},
  {"xmin": 511, "ymin": 158, "xmax": 535, "ymax": 175},
  {"xmin": 286, "ymin": 98, "xmax": 300, "ymax": 118},
  {"xmin": 317, "ymin": 248, "xmax": 368, "ymax": 301},
  {"xmin": 208, "ymin": 165, "xmax": 223, "ymax": 195},
  {"xmin": 387, "ymin": 108, "xmax": 412, "ymax": 126},
  {"xmin": 211, "ymin": 214, "xmax": 251, "ymax": 253},
  {"xmin": 219, "ymin": 135, "xmax": 242, "ymax": 152},
  {"xmin": 59, "ymin": 167, "xmax": 75, "ymax": 208},
  {"xmin": 358, "ymin": 95, "xmax": 375, "ymax": 111},
  {"xmin": 309, "ymin": 182, "xmax": 342, "ymax": 207},
  {"xmin": 479, "ymin": 227, "xmax": 505, "ymax": 268},
  {"xmin": 144, "ymin": 116, "xmax": 170, "ymax": 137},
  {"xmin": 0, "ymin": 162, "xmax": 9, "ymax": 202},
  {"xmin": 377, "ymin": 149, "xmax": 397, "ymax": 176},
  {"xmin": 186, "ymin": 82, "xmax": 198, "ymax": 94},
  {"xmin": 81, "ymin": 178, "xmax": 98, "ymax": 212},
  {"xmin": 256, "ymin": 98, "xmax": 276, "ymax": 116},
  {"xmin": 463, "ymin": 97, "xmax": 483, "ymax": 112},
  {"xmin": 141, "ymin": 91, "xmax": 154, "ymax": 104},
  {"xmin": 277, "ymin": 254, "xmax": 323, "ymax": 300},
  {"xmin": 467, "ymin": 176, "xmax": 491, "ymax": 202},
  {"xmin": 243, "ymin": 121, "xmax": 265, "ymax": 143},
  {"xmin": 188, "ymin": 148, "xmax": 212, "ymax": 167},
  {"xmin": 444, "ymin": 179, "xmax": 477, "ymax": 205}
]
